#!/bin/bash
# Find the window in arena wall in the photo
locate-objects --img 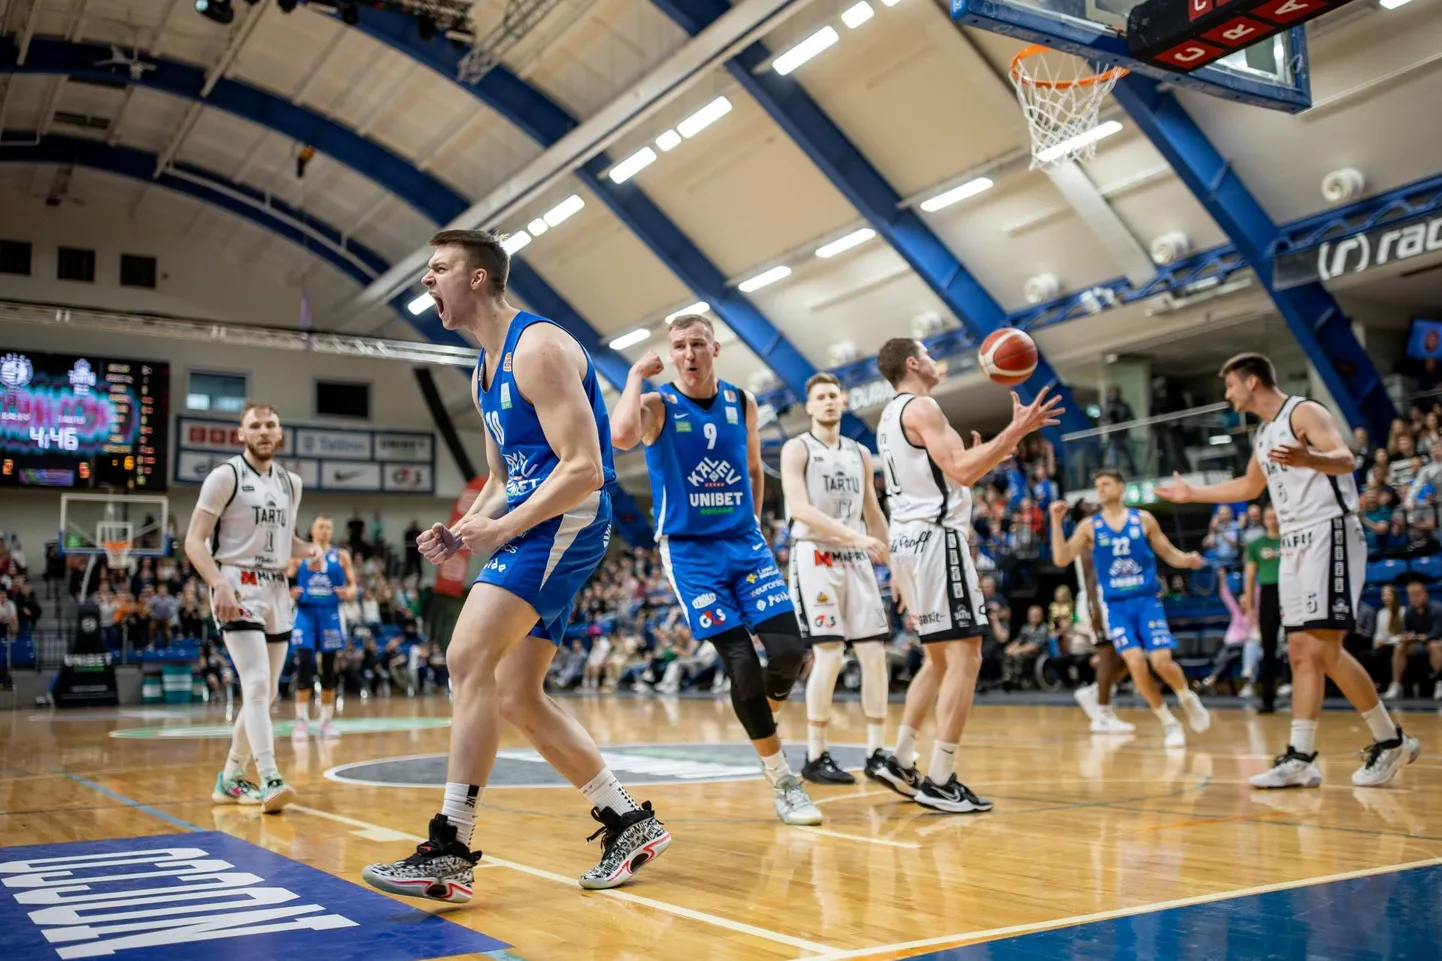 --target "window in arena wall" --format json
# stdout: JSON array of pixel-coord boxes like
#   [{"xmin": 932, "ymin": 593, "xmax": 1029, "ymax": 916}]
[
  {"xmin": 0, "ymin": 239, "xmax": 31, "ymax": 275},
  {"xmin": 57, "ymin": 246, "xmax": 95, "ymax": 283},
  {"xmin": 120, "ymin": 253, "xmax": 158, "ymax": 289},
  {"xmin": 316, "ymin": 380, "xmax": 371, "ymax": 420},
  {"xmin": 187, "ymin": 370, "xmax": 248, "ymax": 413}
]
